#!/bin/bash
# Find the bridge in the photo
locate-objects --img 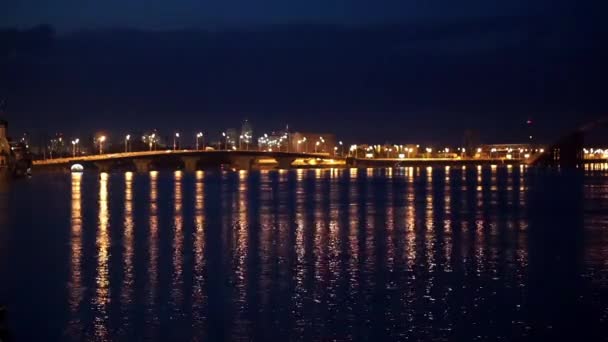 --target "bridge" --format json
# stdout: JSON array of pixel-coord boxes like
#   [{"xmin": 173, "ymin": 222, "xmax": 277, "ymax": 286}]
[
  {"xmin": 33, "ymin": 150, "xmax": 345, "ymax": 172},
  {"xmin": 529, "ymin": 117, "xmax": 608, "ymax": 167}
]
